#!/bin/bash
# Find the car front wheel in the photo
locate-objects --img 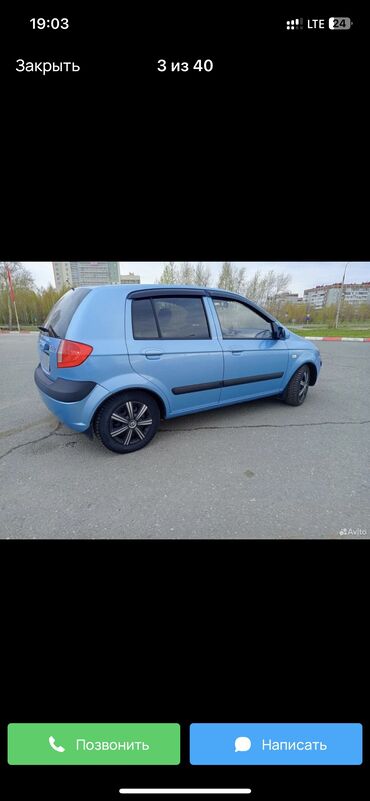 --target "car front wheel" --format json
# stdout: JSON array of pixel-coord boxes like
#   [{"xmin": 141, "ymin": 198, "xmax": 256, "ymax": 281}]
[
  {"xmin": 282, "ymin": 365, "xmax": 311, "ymax": 406},
  {"xmin": 94, "ymin": 391, "xmax": 160, "ymax": 453}
]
